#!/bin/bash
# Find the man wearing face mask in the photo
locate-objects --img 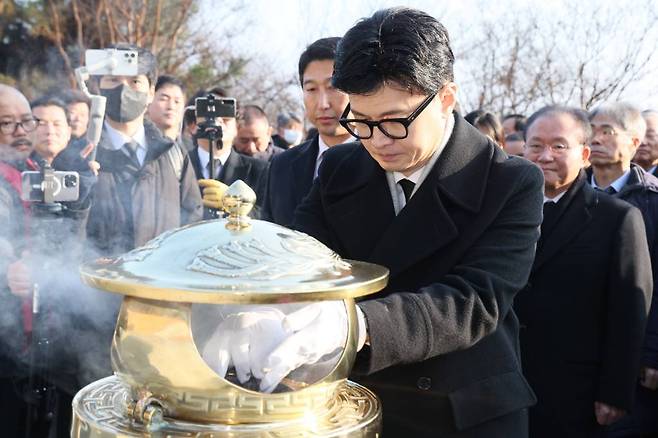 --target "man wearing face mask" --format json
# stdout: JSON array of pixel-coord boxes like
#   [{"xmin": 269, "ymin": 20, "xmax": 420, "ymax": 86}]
[
  {"xmin": 272, "ymin": 113, "xmax": 304, "ymax": 149},
  {"xmin": 86, "ymin": 44, "xmax": 202, "ymax": 257}
]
